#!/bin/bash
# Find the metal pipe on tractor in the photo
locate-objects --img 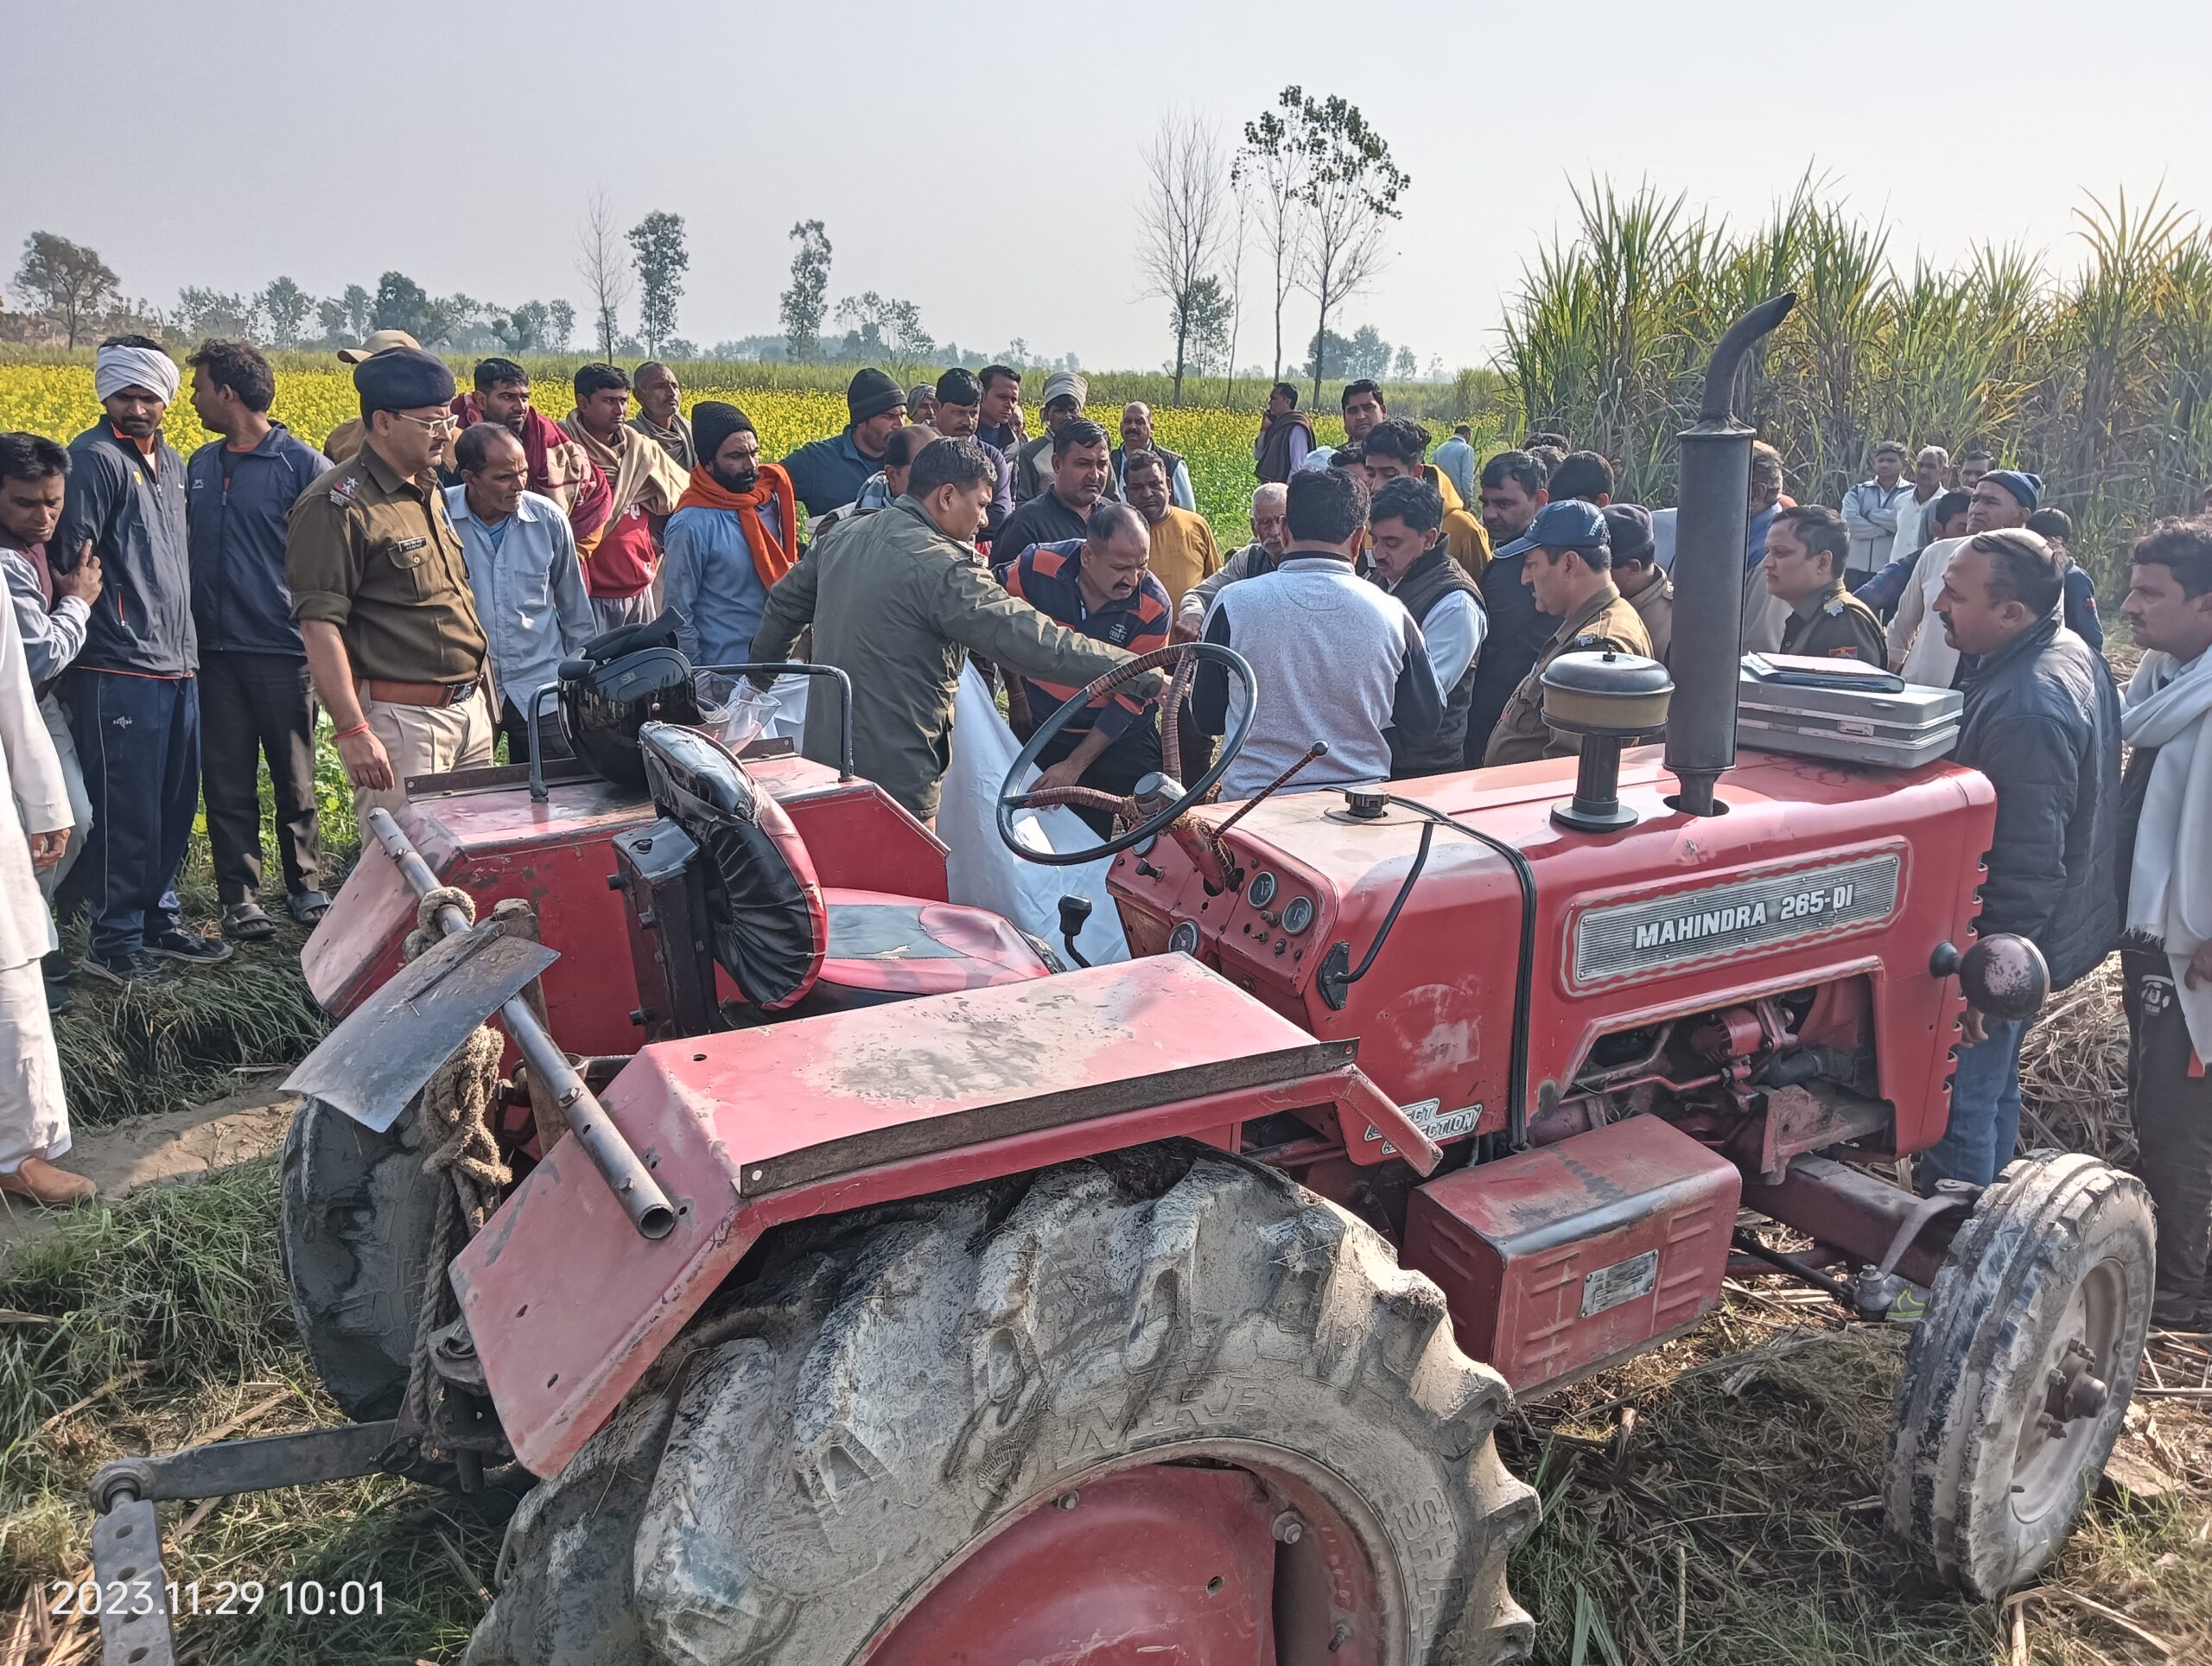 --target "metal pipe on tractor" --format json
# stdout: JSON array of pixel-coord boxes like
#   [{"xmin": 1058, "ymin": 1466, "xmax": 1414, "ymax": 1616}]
[
  {"xmin": 1664, "ymin": 290, "xmax": 1796, "ymax": 815},
  {"xmin": 367, "ymin": 807, "xmax": 677, "ymax": 1240}
]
